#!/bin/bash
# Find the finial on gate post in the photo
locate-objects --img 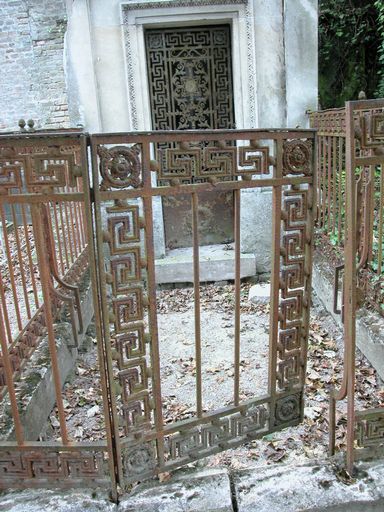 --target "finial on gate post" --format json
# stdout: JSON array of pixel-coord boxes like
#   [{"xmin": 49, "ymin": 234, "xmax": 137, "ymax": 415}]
[
  {"xmin": 27, "ymin": 119, "xmax": 35, "ymax": 132},
  {"xmin": 18, "ymin": 119, "xmax": 26, "ymax": 132},
  {"xmin": 358, "ymin": 91, "xmax": 367, "ymax": 100}
]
